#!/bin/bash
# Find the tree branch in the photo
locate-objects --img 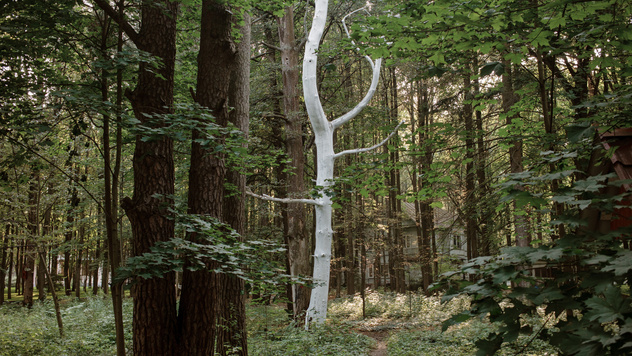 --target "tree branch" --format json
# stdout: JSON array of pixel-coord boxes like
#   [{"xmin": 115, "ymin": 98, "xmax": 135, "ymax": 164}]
[
  {"xmin": 245, "ymin": 188, "xmax": 322, "ymax": 206},
  {"xmin": 334, "ymin": 120, "xmax": 405, "ymax": 159},
  {"xmin": 92, "ymin": 0, "xmax": 140, "ymax": 46},
  {"xmin": 331, "ymin": 5, "xmax": 381, "ymax": 130}
]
